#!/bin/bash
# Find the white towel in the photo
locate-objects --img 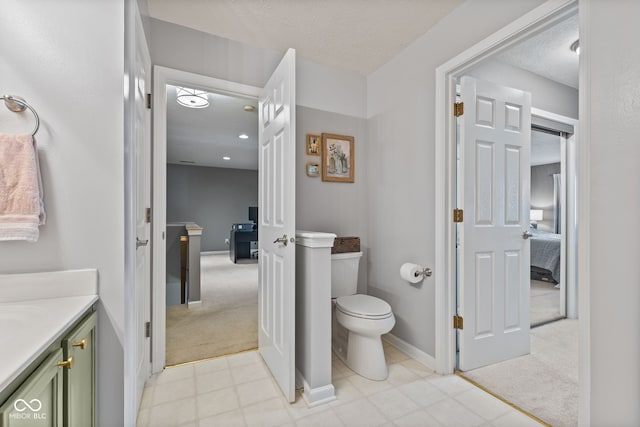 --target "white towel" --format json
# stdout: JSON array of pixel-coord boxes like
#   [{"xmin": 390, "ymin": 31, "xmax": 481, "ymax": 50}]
[{"xmin": 0, "ymin": 133, "xmax": 45, "ymax": 242}]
